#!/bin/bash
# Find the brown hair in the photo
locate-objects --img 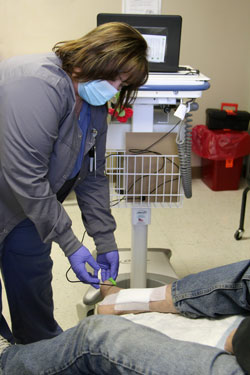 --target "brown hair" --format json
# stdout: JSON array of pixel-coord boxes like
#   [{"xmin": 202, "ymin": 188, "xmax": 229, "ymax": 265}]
[{"xmin": 53, "ymin": 22, "xmax": 148, "ymax": 109}]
